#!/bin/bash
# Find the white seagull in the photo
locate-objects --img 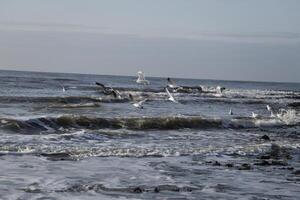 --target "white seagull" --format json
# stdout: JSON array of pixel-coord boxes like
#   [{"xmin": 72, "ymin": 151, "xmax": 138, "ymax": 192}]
[
  {"xmin": 133, "ymin": 99, "xmax": 147, "ymax": 109},
  {"xmin": 136, "ymin": 71, "xmax": 150, "ymax": 85},
  {"xmin": 216, "ymin": 86, "xmax": 226, "ymax": 94},
  {"xmin": 129, "ymin": 94, "xmax": 147, "ymax": 109},
  {"xmin": 59, "ymin": 82, "xmax": 66, "ymax": 93},
  {"xmin": 167, "ymin": 78, "xmax": 179, "ymax": 89},
  {"xmin": 166, "ymin": 88, "xmax": 178, "ymax": 103},
  {"xmin": 266, "ymin": 105, "xmax": 275, "ymax": 117},
  {"xmin": 251, "ymin": 112, "xmax": 263, "ymax": 119},
  {"xmin": 229, "ymin": 109, "xmax": 233, "ymax": 115}
]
